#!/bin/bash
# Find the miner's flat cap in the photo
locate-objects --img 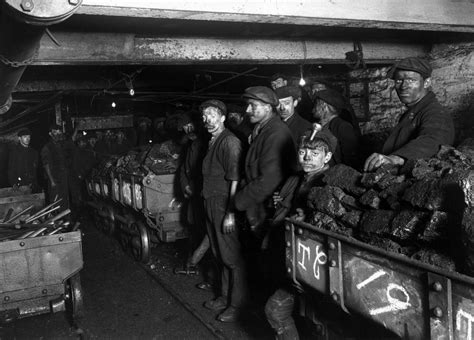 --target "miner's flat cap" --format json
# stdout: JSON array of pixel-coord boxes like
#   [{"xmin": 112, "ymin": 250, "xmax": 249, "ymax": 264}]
[
  {"xmin": 200, "ymin": 99, "xmax": 227, "ymax": 116},
  {"xmin": 390, "ymin": 57, "xmax": 432, "ymax": 79},
  {"xmin": 299, "ymin": 128, "xmax": 337, "ymax": 154},
  {"xmin": 17, "ymin": 127, "xmax": 31, "ymax": 136},
  {"xmin": 270, "ymin": 73, "xmax": 287, "ymax": 82},
  {"xmin": 275, "ymin": 86, "xmax": 302, "ymax": 100},
  {"xmin": 313, "ymin": 89, "xmax": 347, "ymax": 110},
  {"xmin": 243, "ymin": 86, "xmax": 279, "ymax": 106}
]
